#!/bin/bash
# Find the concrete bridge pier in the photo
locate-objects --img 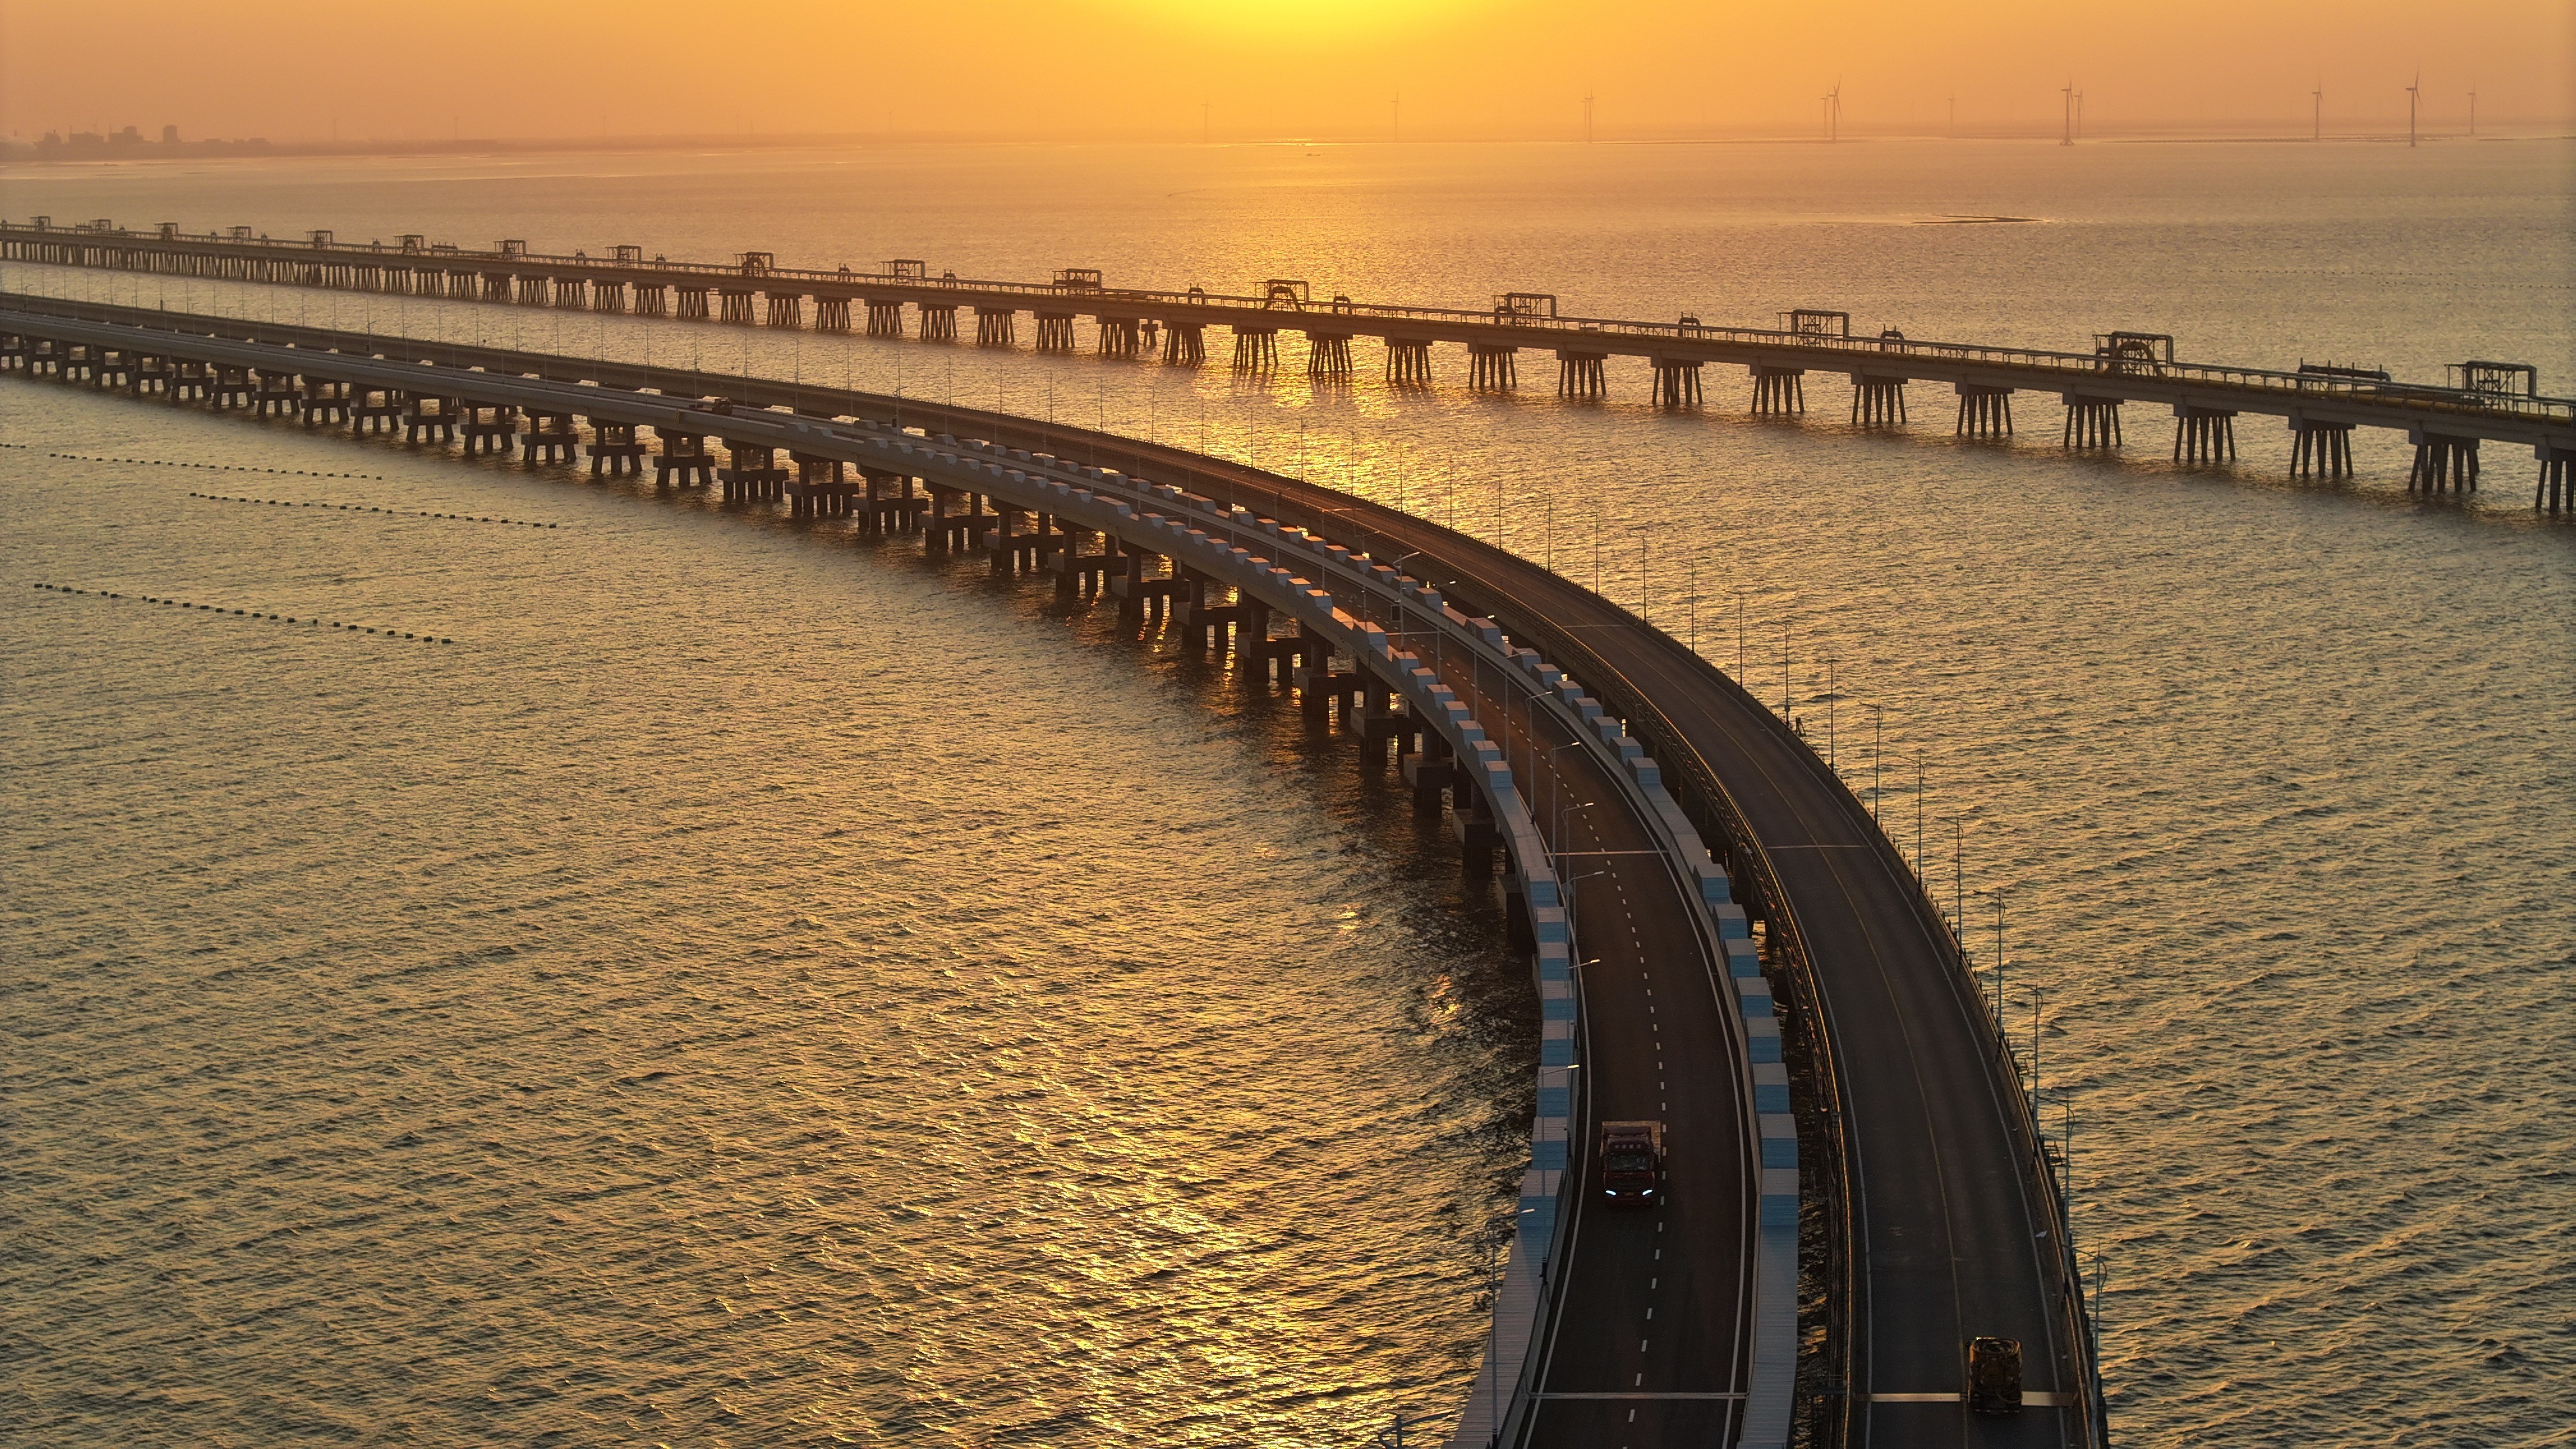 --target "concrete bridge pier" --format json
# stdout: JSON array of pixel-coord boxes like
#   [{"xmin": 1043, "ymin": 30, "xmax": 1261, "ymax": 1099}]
[
  {"xmin": 724, "ymin": 441, "xmax": 788, "ymax": 502},
  {"xmin": 1402, "ymin": 735, "xmax": 1459, "ymax": 813},
  {"xmin": 171, "ymin": 358, "xmax": 211, "ymax": 401},
  {"xmin": 2061, "ymin": 394, "xmax": 2122, "ymax": 448},
  {"xmin": 402, "ymin": 395, "xmax": 457, "ymax": 443},
  {"xmin": 588, "ymin": 420, "xmax": 648, "ymax": 476},
  {"xmin": 677, "ymin": 286, "xmax": 710, "ymax": 320},
  {"xmin": 2537, "ymin": 443, "xmax": 2573, "ymax": 514},
  {"xmin": 1468, "ymin": 343, "xmax": 1519, "ymax": 390},
  {"xmin": 1386, "ymin": 337, "xmax": 1434, "ymax": 385},
  {"xmin": 976, "ymin": 307, "xmax": 1018, "ymax": 346},
  {"xmin": 134, "ymin": 353, "xmax": 171, "ymax": 397},
  {"xmin": 1749, "ymin": 365, "xmax": 1805, "ymax": 415},
  {"xmin": 867, "ymin": 300, "xmax": 905, "ymax": 337},
  {"xmin": 719, "ymin": 289, "xmax": 756, "ymax": 325},
  {"xmin": 459, "ymin": 402, "xmax": 519, "ymax": 456},
  {"xmin": 1556, "ymin": 350, "xmax": 1607, "ymax": 399},
  {"xmin": 352, "ymin": 385, "xmax": 399, "ymax": 433},
  {"xmin": 1651, "ymin": 357, "xmax": 1705, "ymax": 407},
  {"xmin": 1851, "ymin": 374, "xmax": 1910, "ymax": 425},
  {"xmin": 300, "ymin": 377, "xmax": 352, "ymax": 427},
  {"xmin": 2289, "ymin": 417, "xmax": 2355, "ymax": 480},
  {"xmin": 521, "ymin": 412, "xmax": 580, "ymax": 463},
  {"xmin": 1098, "ymin": 317, "xmax": 1142, "ymax": 360},
  {"xmin": 813, "ymin": 297, "xmax": 851, "ymax": 332},
  {"xmin": 766, "ymin": 294, "xmax": 804, "ymax": 328},
  {"xmin": 919, "ymin": 303, "xmax": 959, "ymax": 342},
  {"xmin": 2408, "ymin": 429, "xmax": 2479, "ymax": 495},
  {"xmin": 859, "ymin": 466, "xmax": 926, "ymax": 533},
  {"xmin": 652, "ymin": 429, "xmax": 716, "ymax": 487},
  {"xmin": 634, "ymin": 283, "xmax": 668, "ymax": 316},
  {"xmin": 1449, "ymin": 786, "xmax": 1502, "ymax": 873},
  {"xmin": 252, "ymin": 368, "xmax": 300, "ymax": 418},
  {"xmin": 787, "ymin": 454, "xmax": 854, "ymax": 518},
  {"xmin": 1306, "ymin": 332, "xmax": 1354, "ymax": 378},
  {"xmin": 210, "ymin": 364, "xmax": 257, "ymax": 410},
  {"xmin": 1956, "ymin": 383, "xmax": 2015, "ymax": 438},
  {"xmin": 1358, "ymin": 688, "xmax": 1424, "ymax": 764},
  {"xmin": 1050, "ymin": 524, "xmax": 1118, "ymax": 597},
  {"xmin": 1162, "ymin": 322, "xmax": 1206, "ymax": 365},
  {"xmin": 986, "ymin": 503, "xmax": 1041, "ymax": 571},
  {"xmin": 2174, "ymin": 406, "xmax": 2239, "ymax": 463},
  {"xmin": 1034, "ymin": 312, "xmax": 1079, "ymax": 353},
  {"xmin": 1231, "ymin": 326, "xmax": 1280, "ymax": 371},
  {"xmin": 922, "ymin": 482, "xmax": 985, "ymax": 551}
]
